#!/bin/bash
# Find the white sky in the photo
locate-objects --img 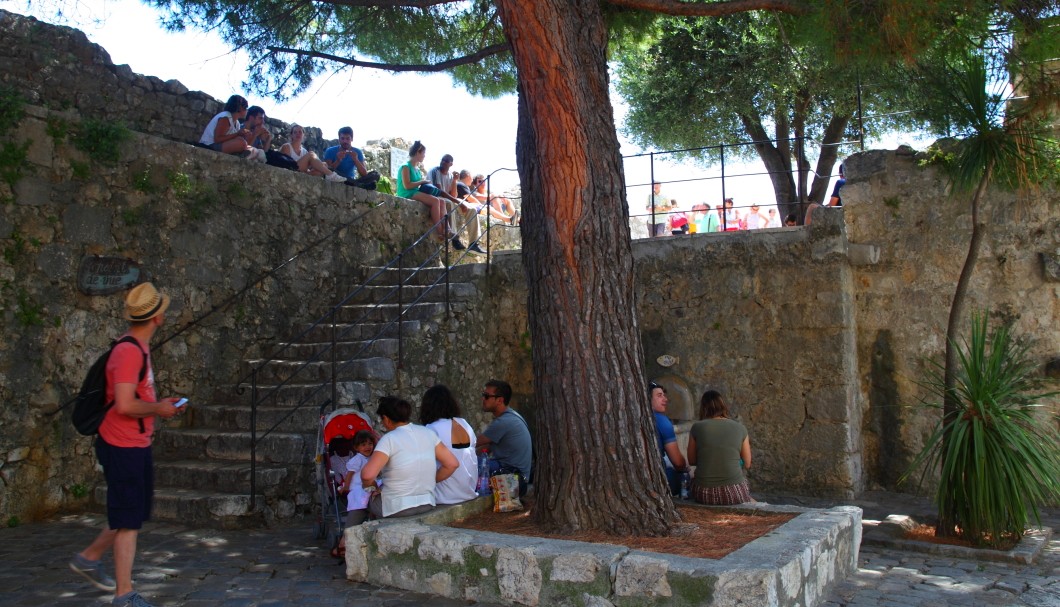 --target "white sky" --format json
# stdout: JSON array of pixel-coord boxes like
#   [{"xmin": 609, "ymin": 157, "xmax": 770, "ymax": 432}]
[{"xmin": 15, "ymin": 0, "xmax": 934, "ymax": 215}]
